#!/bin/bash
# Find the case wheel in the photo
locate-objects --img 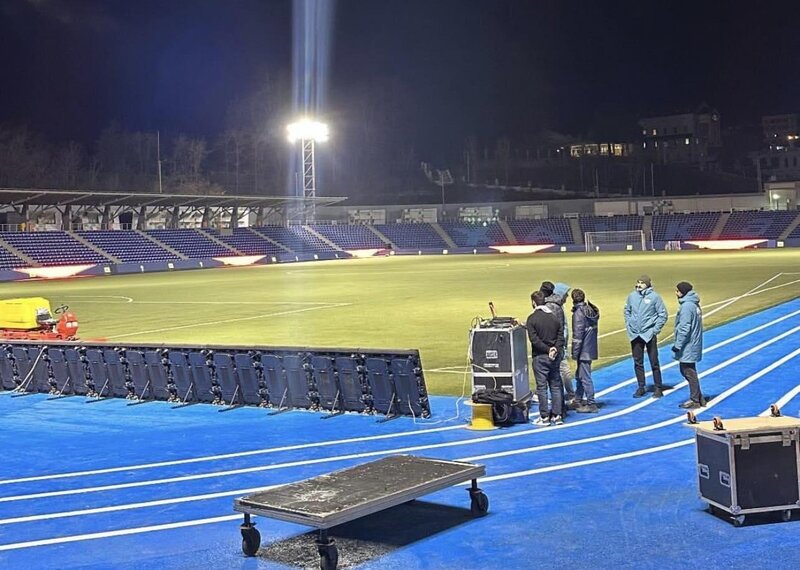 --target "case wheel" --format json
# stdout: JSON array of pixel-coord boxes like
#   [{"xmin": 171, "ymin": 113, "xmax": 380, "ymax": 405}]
[
  {"xmin": 782, "ymin": 509, "xmax": 793, "ymax": 522},
  {"xmin": 771, "ymin": 404, "xmax": 782, "ymax": 417},
  {"xmin": 712, "ymin": 417, "xmax": 724, "ymax": 431}
]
